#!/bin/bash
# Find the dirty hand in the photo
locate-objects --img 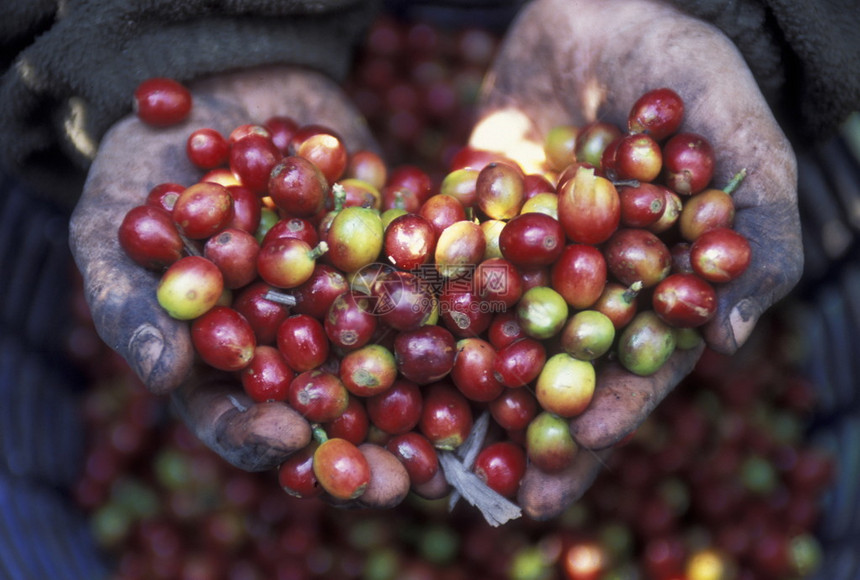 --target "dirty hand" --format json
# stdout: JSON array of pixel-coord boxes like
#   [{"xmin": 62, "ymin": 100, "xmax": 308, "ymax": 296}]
[
  {"xmin": 471, "ymin": 0, "xmax": 801, "ymax": 519},
  {"xmin": 69, "ymin": 65, "xmax": 410, "ymax": 508}
]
